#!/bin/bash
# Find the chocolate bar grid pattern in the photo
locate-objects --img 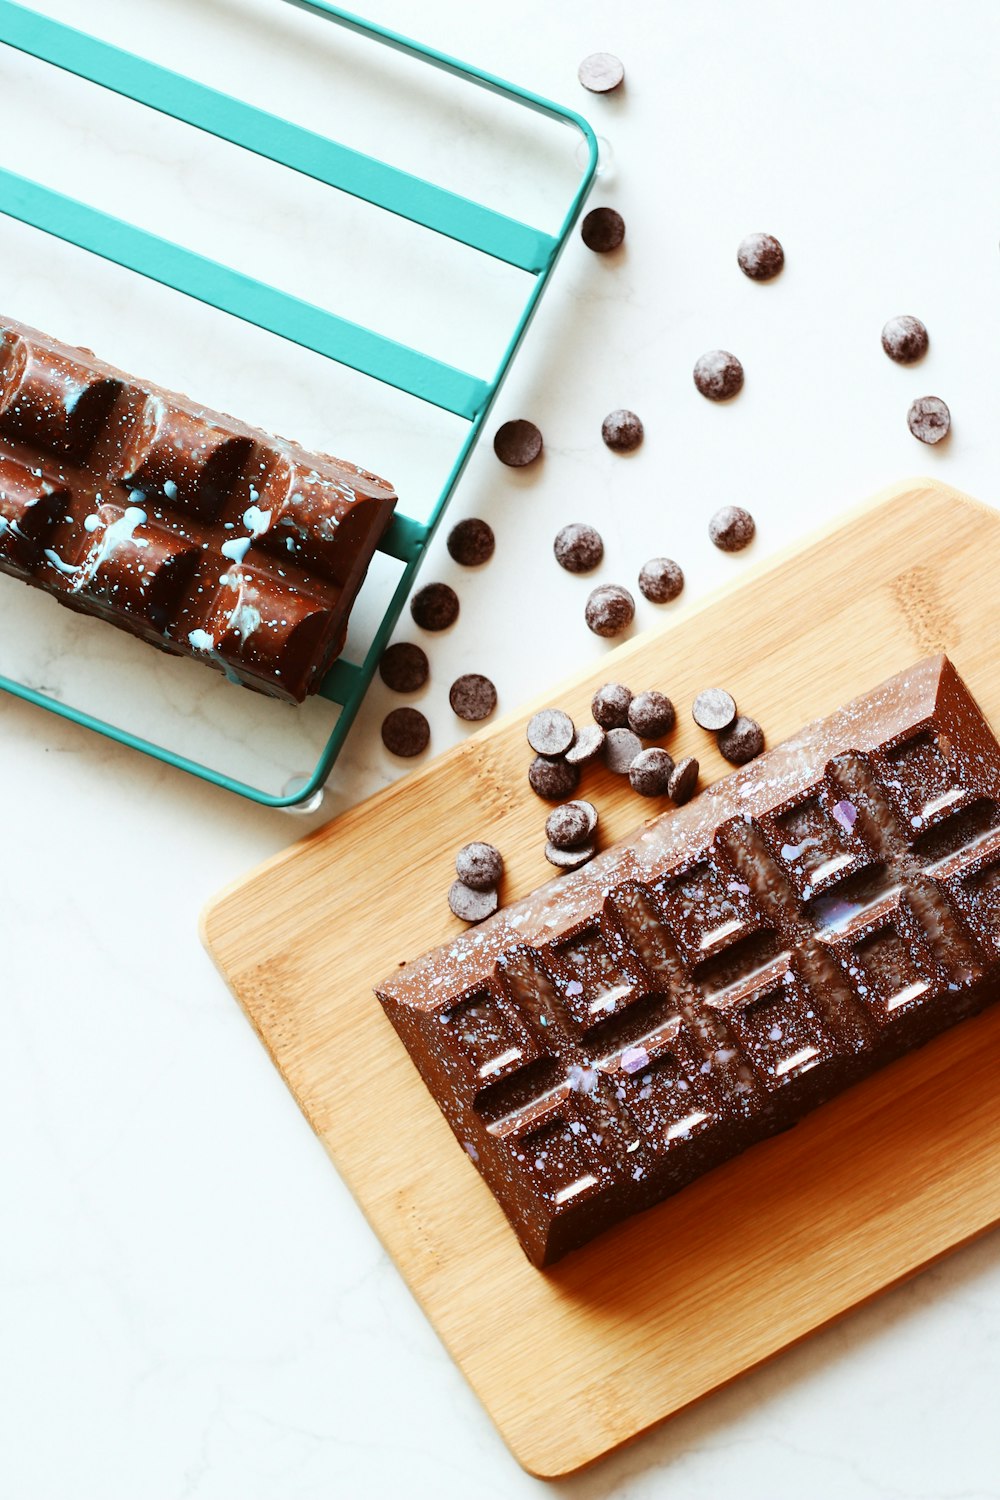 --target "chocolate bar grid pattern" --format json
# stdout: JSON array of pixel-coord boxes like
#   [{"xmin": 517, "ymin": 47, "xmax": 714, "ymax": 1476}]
[
  {"xmin": 413, "ymin": 703, "xmax": 1000, "ymax": 1265},
  {"xmin": 0, "ymin": 319, "xmax": 396, "ymax": 702}
]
